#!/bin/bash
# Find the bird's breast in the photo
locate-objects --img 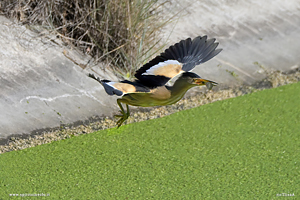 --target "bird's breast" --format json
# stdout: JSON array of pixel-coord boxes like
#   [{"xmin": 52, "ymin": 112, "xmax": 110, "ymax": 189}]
[
  {"xmin": 121, "ymin": 86, "xmax": 176, "ymax": 107},
  {"xmin": 149, "ymin": 86, "xmax": 171, "ymax": 100}
]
